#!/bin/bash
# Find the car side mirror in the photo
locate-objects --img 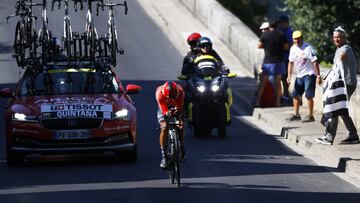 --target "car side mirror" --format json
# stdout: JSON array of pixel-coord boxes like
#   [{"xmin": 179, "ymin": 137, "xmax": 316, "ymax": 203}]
[
  {"xmin": 0, "ymin": 88, "xmax": 14, "ymax": 98},
  {"xmin": 126, "ymin": 84, "xmax": 142, "ymax": 95}
]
